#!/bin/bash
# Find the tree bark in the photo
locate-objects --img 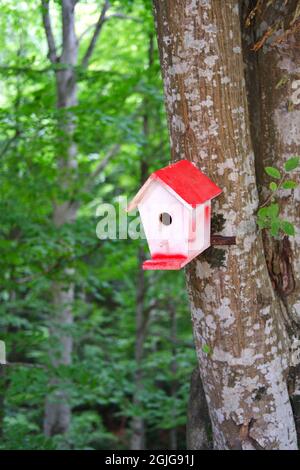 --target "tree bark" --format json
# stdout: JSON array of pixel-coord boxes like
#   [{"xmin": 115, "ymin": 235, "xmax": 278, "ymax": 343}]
[
  {"xmin": 241, "ymin": 0, "xmax": 300, "ymax": 444},
  {"xmin": 186, "ymin": 368, "xmax": 211, "ymax": 450},
  {"xmin": 153, "ymin": 0, "xmax": 297, "ymax": 449}
]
